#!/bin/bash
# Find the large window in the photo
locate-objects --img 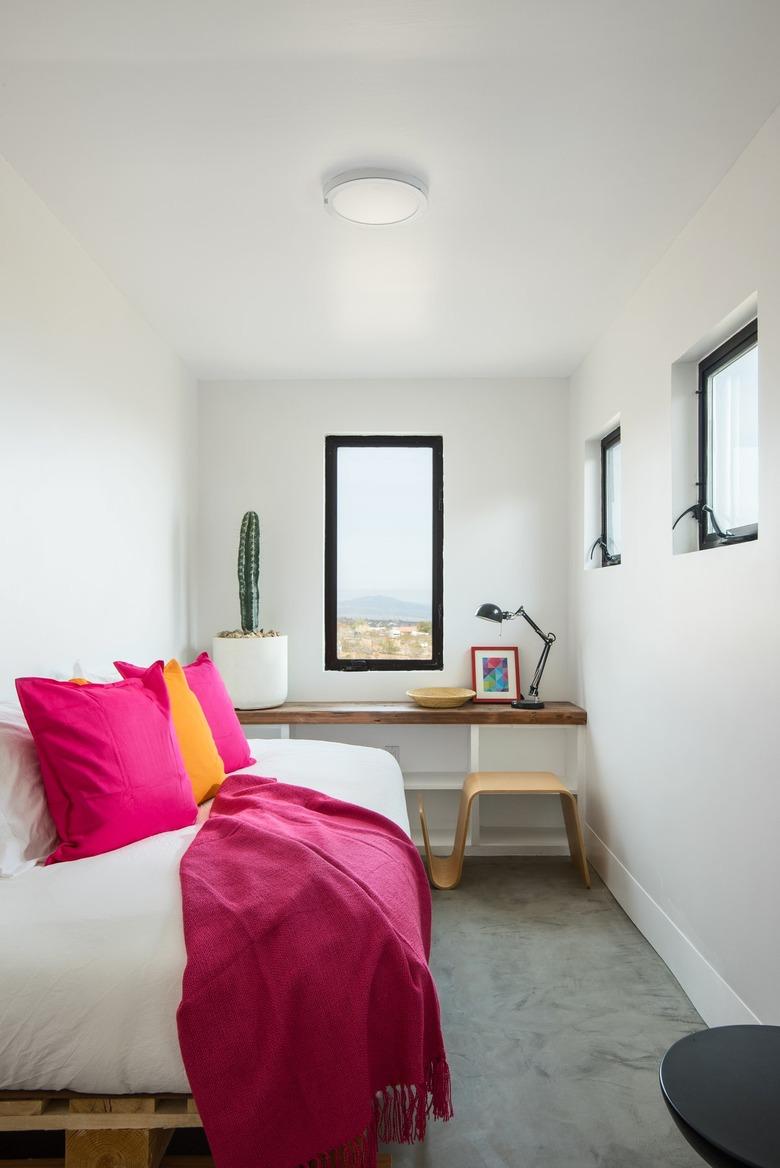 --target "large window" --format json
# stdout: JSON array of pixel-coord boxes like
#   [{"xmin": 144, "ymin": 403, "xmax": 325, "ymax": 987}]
[
  {"xmin": 324, "ymin": 436, "xmax": 443, "ymax": 671},
  {"xmin": 600, "ymin": 427, "xmax": 622, "ymax": 566},
  {"xmin": 698, "ymin": 320, "xmax": 758, "ymax": 549}
]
